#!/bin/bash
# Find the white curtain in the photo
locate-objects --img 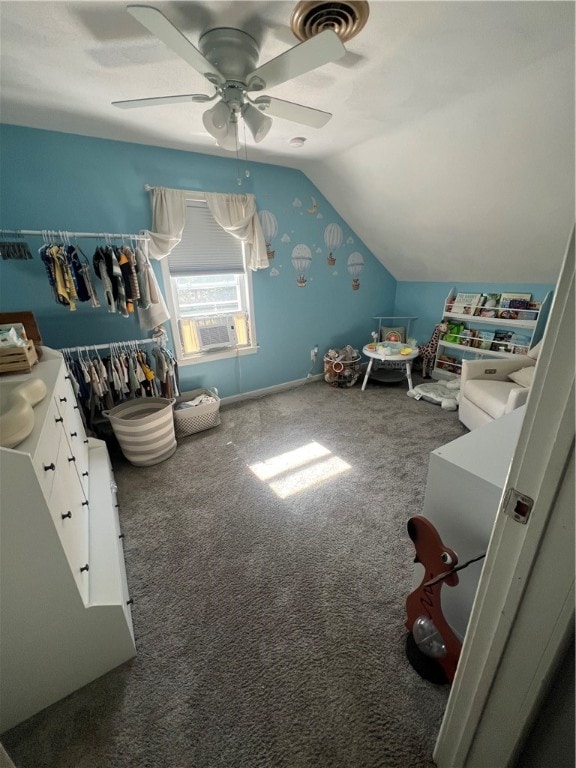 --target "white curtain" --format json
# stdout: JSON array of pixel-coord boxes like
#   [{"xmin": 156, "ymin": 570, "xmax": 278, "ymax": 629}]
[
  {"xmin": 205, "ymin": 192, "xmax": 268, "ymax": 271},
  {"xmin": 146, "ymin": 186, "xmax": 188, "ymax": 260},
  {"xmin": 144, "ymin": 185, "xmax": 268, "ymax": 271}
]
